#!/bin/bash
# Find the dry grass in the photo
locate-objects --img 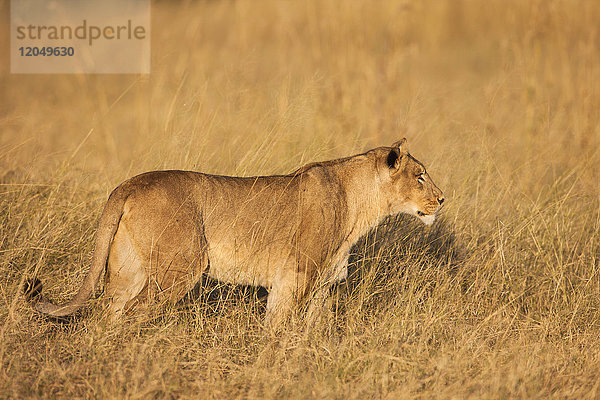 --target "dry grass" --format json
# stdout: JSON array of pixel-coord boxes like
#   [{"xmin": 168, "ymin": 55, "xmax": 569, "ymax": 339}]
[{"xmin": 2, "ymin": 0, "xmax": 600, "ymax": 398}]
